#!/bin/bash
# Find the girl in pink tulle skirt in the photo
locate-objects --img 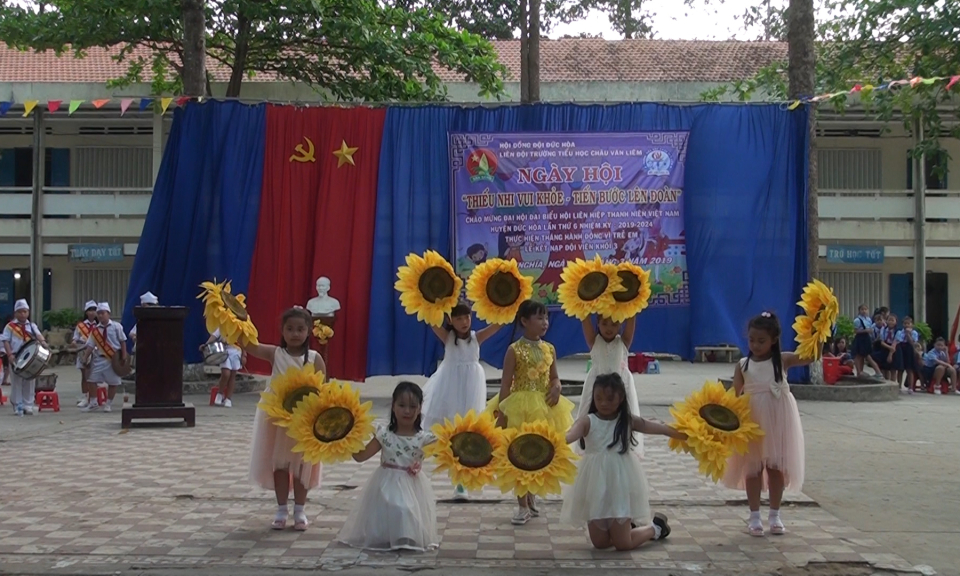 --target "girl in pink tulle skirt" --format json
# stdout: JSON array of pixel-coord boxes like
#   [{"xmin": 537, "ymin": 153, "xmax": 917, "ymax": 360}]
[{"xmin": 722, "ymin": 311, "xmax": 812, "ymax": 537}]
